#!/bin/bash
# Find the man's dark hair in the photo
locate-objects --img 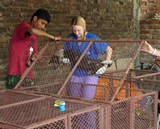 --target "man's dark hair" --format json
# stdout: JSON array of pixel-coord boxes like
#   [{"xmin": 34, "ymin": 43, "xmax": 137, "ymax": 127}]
[{"xmin": 30, "ymin": 9, "xmax": 51, "ymax": 23}]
